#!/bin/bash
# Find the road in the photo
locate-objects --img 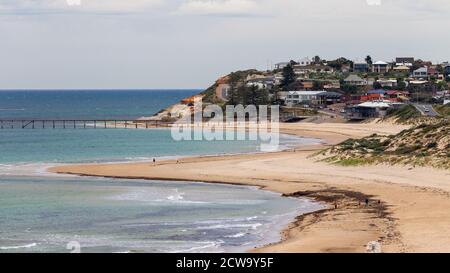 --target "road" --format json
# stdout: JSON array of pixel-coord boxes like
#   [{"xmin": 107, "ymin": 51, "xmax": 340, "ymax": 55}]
[{"xmin": 413, "ymin": 104, "xmax": 440, "ymax": 117}]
